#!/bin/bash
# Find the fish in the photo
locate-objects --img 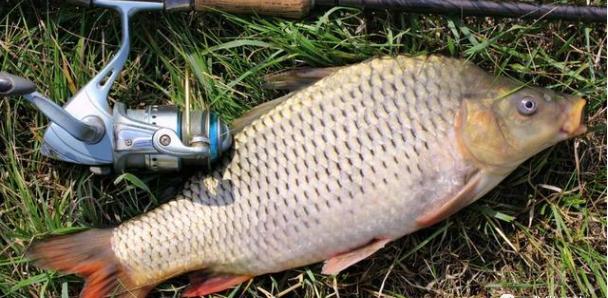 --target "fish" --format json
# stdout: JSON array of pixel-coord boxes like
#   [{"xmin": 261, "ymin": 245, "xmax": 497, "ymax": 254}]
[{"xmin": 26, "ymin": 55, "xmax": 587, "ymax": 298}]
